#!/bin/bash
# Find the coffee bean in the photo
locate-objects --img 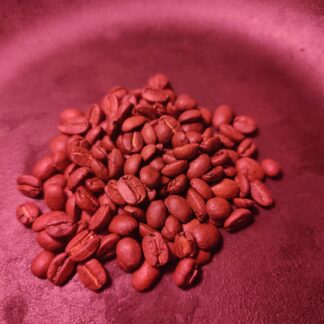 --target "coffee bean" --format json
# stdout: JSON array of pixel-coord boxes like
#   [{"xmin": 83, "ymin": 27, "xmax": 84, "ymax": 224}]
[
  {"xmin": 32, "ymin": 211, "xmax": 65, "ymax": 232},
  {"xmin": 206, "ymin": 197, "xmax": 232, "ymax": 226},
  {"xmin": 122, "ymin": 116, "xmax": 148, "ymax": 132},
  {"xmin": 65, "ymin": 194, "xmax": 81, "ymax": 221},
  {"xmin": 211, "ymin": 179, "xmax": 240, "ymax": 199},
  {"xmin": 69, "ymin": 146, "xmax": 93, "ymax": 168},
  {"xmin": 142, "ymin": 88, "xmax": 169, "ymax": 103},
  {"xmin": 250, "ymin": 180, "xmax": 274, "ymax": 207},
  {"xmin": 161, "ymin": 216, "xmax": 182, "ymax": 241},
  {"xmin": 142, "ymin": 232, "xmax": 169, "ymax": 267},
  {"xmin": 192, "ymin": 223, "xmax": 221, "ymax": 250},
  {"xmin": 189, "ymin": 178, "xmax": 213, "ymax": 200},
  {"xmin": 172, "ymin": 144, "xmax": 199, "ymax": 160},
  {"xmin": 44, "ymin": 174, "xmax": 67, "ymax": 191},
  {"xmin": 211, "ymin": 150, "xmax": 229, "ymax": 166},
  {"xmin": 178, "ymin": 109, "xmax": 202, "ymax": 123},
  {"xmin": 85, "ymin": 177, "xmax": 105, "ymax": 193},
  {"xmin": 202, "ymin": 166, "xmax": 224, "ymax": 184},
  {"xmin": 45, "ymin": 214, "xmax": 76, "ymax": 239},
  {"xmin": 89, "ymin": 205, "xmax": 113, "ymax": 232},
  {"xmin": 105, "ymin": 180, "xmax": 127, "ymax": 205},
  {"xmin": 123, "ymin": 205, "xmax": 146, "ymax": 222},
  {"xmin": 108, "ymin": 149, "xmax": 125, "ymax": 179},
  {"xmin": 224, "ymin": 208, "xmax": 253, "ymax": 232},
  {"xmin": 131, "ymin": 261, "xmax": 161, "ymax": 292},
  {"xmin": 67, "ymin": 167, "xmax": 90, "ymax": 191},
  {"xmin": 146, "ymin": 200, "xmax": 167, "ymax": 229},
  {"xmin": 59, "ymin": 108, "xmax": 84, "ymax": 122},
  {"xmin": 233, "ymin": 115, "xmax": 257, "ymax": 134},
  {"xmin": 174, "ymin": 232, "xmax": 197, "ymax": 258},
  {"xmin": 140, "ymin": 166, "xmax": 161, "ymax": 189},
  {"xmin": 233, "ymin": 197, "xmax": 255, "ymax": 208},
  {"xmin": 76, "ymin": 186, "xmax": 99, "ymax": 214},
  {"xmin": 66, "ymin": 230, "xmax": 100, "ymax": 261},
  {"xmin": 175, "ymin": 94, "xmax": 197, "ymax": 111},
  {"xmin": 96, "ymin": 233, "xmax": 120, "ymax": 260},
  {"xmin": 236, "ymin": 157, "xmax": 264, "ymax": 180},
  {"xmin": 124, "ymin": 154, "xmax": 142, "ymax": 175},
  {"xmin": 261, "ymin": 159, "xmax": 282, "ymax": 178},
  {"xmin": 108, "ymin": 214, "xmax": 138, "ymax": 236},
  {"xmin": 31, "ymin": 250, "xmax": 55, "ymax": 279},
  {"xmin": 200, "ymin": 136, "xmax": 221, "ymax": 154},
  {"xmin": 182, "ymin": 122, "xmax": 204, "ymax": 134},
  {"xmin": 149, "ymin": 157, "xmax": 165, "ymax": 172},
  {"xmin": 165, "ymin": 195, "xmax": 193, "ymax": 223},
  {"xmin": 194, "ymin": 249, "xmax": 212, "ymax": 265},
  {"xmin": 47, "ymin": 252, "xmax": 75, "ymax": 285},
  {"xmin": 187, "ymin": 154, "xmax": 211, "ymax": 180},
  {"xmin": 88, "ymin": 103, "xmax": 104, "ymax": 127},
  {"xmin": 186, "ymin": 188, "xmax": 207, "ymax": 222},
  {"xmin": 173, "ymin": 258, "xmax": 199, "ymax": 288},
  {"xmin": 219, "ymin": 123, "xmax": 245, "ymax": 143},
  {"xmin": 44, "ymin": 184, "xmax": 67, "ymax": 211},
  {"xmin": 117, "ymin": 175, "xmax": 146, "ymax": 205},
  {"xmin": 117, "ymin": 132, "xmax": 144, "ymax": 154},
  {"xmin": 167, "ymin": 174, "xmax": 187, "ymax": 195},
  {"xmin": 32, "ymin": 156, "xmax": 56, "ymax": 181},
  {"xmin": 141, "ymin": 144, "xmax": 157, "ymax": 162},
  {"xmin": 49, "ymin": 134, "xmax": 68, "ymax": 154},
  {"xmin": 148, "ymin": 73, "xmax": 169, "ymax": 89},
  {"xmin": 36, "ymin": 230, "xmax": 66, "ymax": 252},
  {"xmin": 90, "ymin": 158, "xmax": 110, "ymax": 181},
  {"xmin": 139, "ymin": 223, "xmax": 155, "ymax": 238},
  {"xmin": 53, "ymin": 150, "xmax": 70, "ymax": 172},
  {"xmin": 116, "ymin": 237, "xmax": 142, "ymax": 272},
  {"xmin": 212, "ymin": 105, "xmax": 234, "ymax": 129},
  {"xmin": 16, "ymin": 202, "xmax": 41, "ymax": 227},
  {"xmin": 17, "ymin": 175, "xmax": 42, "ymax": 198},
  {"xmin": 237, "ymin": 138, "xmax": 257, "ymax": 157},
  {"xmin": 77, "ymin": 258, "xmax": 107, "ymax": 291},
  {"xmin": 161, "ymin": 160, "xmax": 188, "ymax": 178},
  {"xmin": 141, "ymin": 123, "xmax": 157, "ymax": 144}
]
